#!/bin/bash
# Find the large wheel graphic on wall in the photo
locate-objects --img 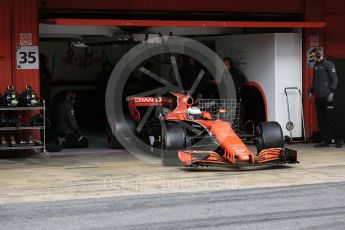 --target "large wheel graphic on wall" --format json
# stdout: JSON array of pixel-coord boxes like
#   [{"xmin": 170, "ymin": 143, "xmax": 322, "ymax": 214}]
[{"xmin": 105, "ymin": 36, "xmax": 235, "ymax": 160}]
